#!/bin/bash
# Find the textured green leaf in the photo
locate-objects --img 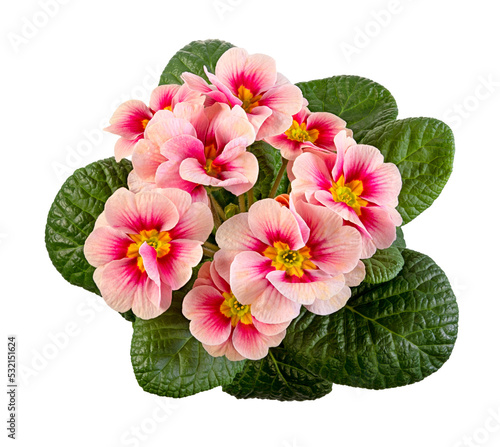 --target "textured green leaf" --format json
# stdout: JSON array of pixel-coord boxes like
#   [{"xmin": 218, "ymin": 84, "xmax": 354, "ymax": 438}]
[
  {"xmin": 392, "ymin": 226, "xmax": 406, "ymax": 249},
  {"xmin": 223, "ymin": 346, "xmax": 332, "ymax": 401},
  {"xmin": 45, "ymin": 158, "xmax": 133, "ymax": 294},
  {"xmin": 296, "ymin": 75, "xmax": 398, "ymax": 140},
  {"xmin": 361, "ymin": 118, "xmax": 455, "ymax": 225},
  {"xmin": 284, "ymin": 250, "xmax": 459, "ymax": 389},
  {"xmin": 159, "ymin": 39, "xmax": 235, "ymax": 86},
  {"xmin": 248, "ymin": 140, "xmax": 288, "ymax": 200},
  {"xmin": 362, "ymin": 228, "xmax": 406, "ymax": 285},
  {"xmin": 131, "ymin": 298, "xmax": 245, "ymax": 398}
]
